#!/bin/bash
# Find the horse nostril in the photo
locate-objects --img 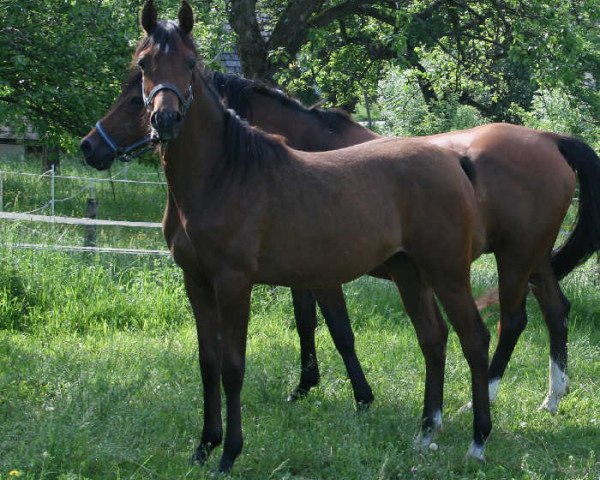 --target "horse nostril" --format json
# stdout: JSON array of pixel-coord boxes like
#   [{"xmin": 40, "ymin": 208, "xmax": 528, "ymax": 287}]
[
  {"xmin": 150, "ymin": 111, "xmax": 159, "ymax": 129},
  {"xmin": 173, "ymin": 111, "xmax": 182, "ymax": 123},
  {"xmin": 80, "ymin": 139, "xmax": 93, "ymax": 158}
]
